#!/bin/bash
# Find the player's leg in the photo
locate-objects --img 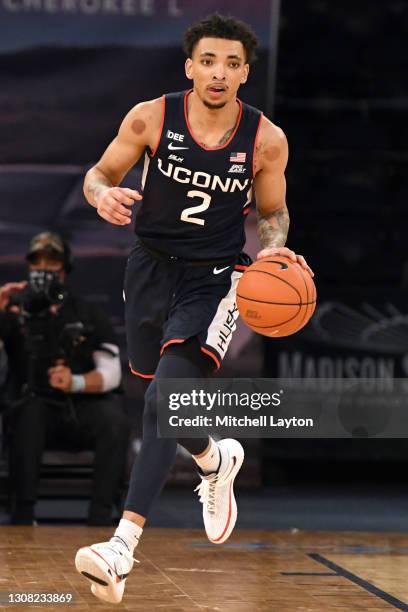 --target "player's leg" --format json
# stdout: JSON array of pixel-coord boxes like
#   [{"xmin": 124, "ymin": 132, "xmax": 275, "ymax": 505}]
[
  {"xmin": 122, "ymin": 337, "xmax": 211, "ymax": 520},
  {"xmin": 75, "ymin": 251, "xmax": 248, "ymax": 601},
  {"xmin": 112, "ymin": 337, "xmax": 241, "ymax": 530},
  {"xmin": 164, "ymin": 260, "xmax": 249, "ymax": 544},
  {"xmin": 153, "ymin": 342, "xmax": 245, "ymax": 546},
  {"xmin": 120, "ymin": 336, "xmax": 244, "ymax": 547},
  {"xmin": 74, "ymin": 338, "xmax": 211, "ymax": 604}
]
